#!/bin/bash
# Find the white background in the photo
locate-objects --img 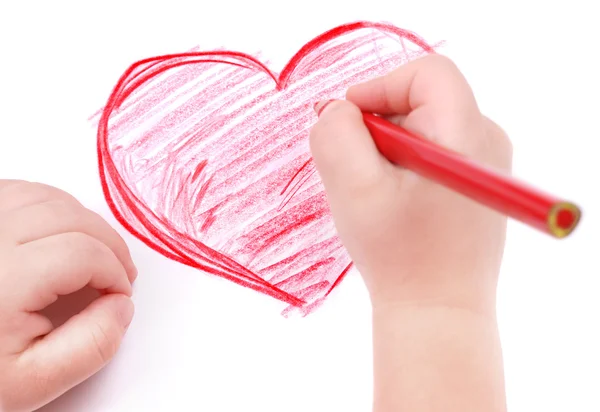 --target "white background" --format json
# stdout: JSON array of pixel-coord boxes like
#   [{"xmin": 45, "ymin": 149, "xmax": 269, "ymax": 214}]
[{"xmin": 1, "ymin": 1, "xmax": 599, "ymax": 411}]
